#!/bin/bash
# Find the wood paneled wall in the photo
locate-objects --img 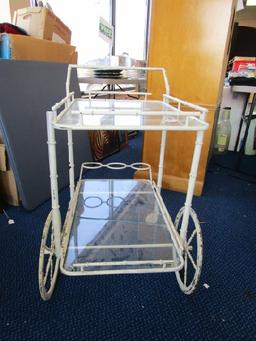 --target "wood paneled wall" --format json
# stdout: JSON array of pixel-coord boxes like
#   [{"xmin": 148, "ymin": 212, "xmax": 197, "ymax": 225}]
[{"xmin": 137, "ymin": 0, "xmax": 237, "ymax": 195}]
